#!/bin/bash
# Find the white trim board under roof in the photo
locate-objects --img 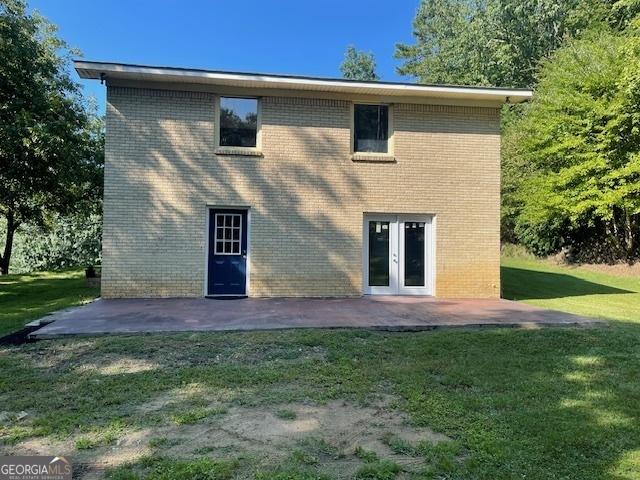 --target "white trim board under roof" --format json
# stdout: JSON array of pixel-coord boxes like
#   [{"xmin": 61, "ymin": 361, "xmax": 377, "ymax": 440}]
[{"xmin": 75, "ymin": 60, "xmax": 533, "ymax": 105}]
